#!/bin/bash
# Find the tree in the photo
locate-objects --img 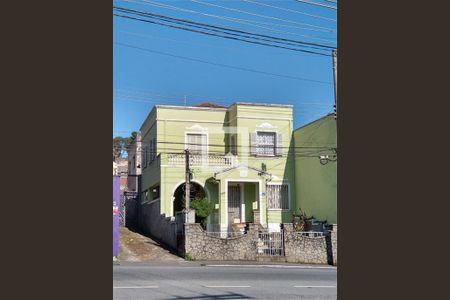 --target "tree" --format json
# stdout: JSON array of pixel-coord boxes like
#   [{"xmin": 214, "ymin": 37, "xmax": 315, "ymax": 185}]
[{"xmin": 113, "ymin": 132, "xmax": 138, "ymax": 160}]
